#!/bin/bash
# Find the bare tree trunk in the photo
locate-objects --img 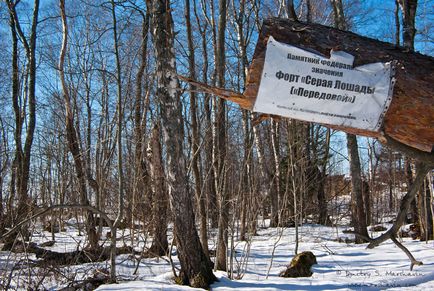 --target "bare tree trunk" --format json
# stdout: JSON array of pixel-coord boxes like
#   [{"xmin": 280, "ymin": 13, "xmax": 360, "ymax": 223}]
[
  {"xmin": 330, "ymin": 0, "xmax": 369, "ymax": 242},
  {"xmin": 347, "ymin": 134, "xmax": 370, "ymax": 243},
  {"xmin": 109, "ymin": 0, "xmax": 126, "ymax": 280},
  {"xmin": 133, "ymin": 8, "xmax": 150, "ymax": 242},
  {"xmin": 398, "ymin": 0, "xmax": 418, "ymax": 50},
  {"xmin": 270, "ymin": 119, "xmax": 281, "ymax": 227},
  {"xmin": 58, "ymin": 0, "xmax": 98, "ymax": 250},
  {"xmin": 419, "ymin": 176, "xmax": 433, "ymax": 241},
  {"xmin": 147, "ymin": 125, "xmax": 168, "ymax": 255},
  {"xmin": 305, "ymin": 0, "xmax": 312, "ymax": 23},
  {"xmin": 148, "ymin": 0, "xmax": 216, "ymax": 287},
  {"xmin": 194, "ymin": 0, "xmax": 219, "ymax": 229},
  {"xmin": 286, "ymin": 0, "xmax": 298, "ymax": 21},
  {"xmin": 388, "ymin": 149, "xmax": 394, "ymax": 210},
  {"xmin": 363, "ymin": 180, "xmax": 371, "ymax": 226},
  {"xmin": 0, "ymin": 118, "xmax": 6, "ymax": 233},
  {"xmin": 215, "ymin": 0, "xmax": 229, "ymax": 272},
  {"xmin": 232, "ymin": 0, "xmax": 255, "ymax": 238},
  {"xmin": 185, "ymin": 0, "xmax": 209, "ymax": 258},
  {"xmin": 395, "ymin": 0, "xmax": 401, "ymax": 46},
  {"xmin": 406, "ymin": 160, "xmax": 418, "ymax": 223},
  {"xmin": 331, "ymin": 0, "xmax": 347, "ymax": 30},
  {"xmin": 6, "ymin": 0, "xmax": 39, "ymax": 240},
  {"xmin": 318, "ymin": 128, "xmax": 330, "ymax": 225}
]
